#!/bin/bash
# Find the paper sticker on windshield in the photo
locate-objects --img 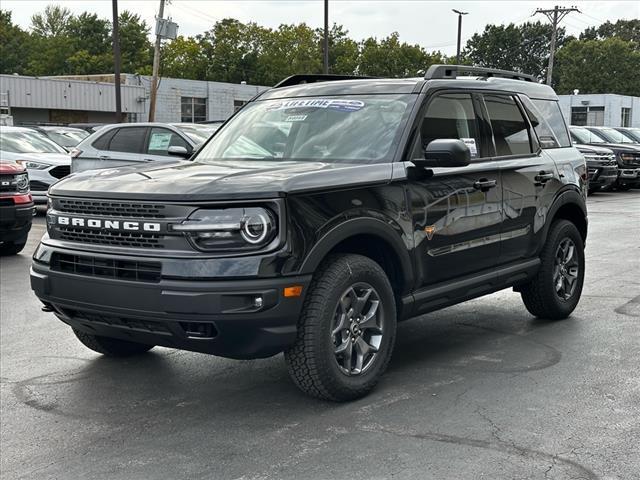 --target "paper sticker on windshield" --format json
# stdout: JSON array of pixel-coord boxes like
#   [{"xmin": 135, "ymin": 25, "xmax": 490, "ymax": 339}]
[
  {"xmin": 285, "ymin": 114, "xmax": 308, "ymax": 122},
  {"xmin": 149, "ymin": 132, "xmax": 172, "ymax": 150},
  {"xmin": 461, "ymin": 137, "xmax": 478, "ymax": 157},
  {"xmin": 267, "ymin": 98, "xmax": 365, "ymax": 113}
]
